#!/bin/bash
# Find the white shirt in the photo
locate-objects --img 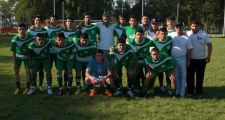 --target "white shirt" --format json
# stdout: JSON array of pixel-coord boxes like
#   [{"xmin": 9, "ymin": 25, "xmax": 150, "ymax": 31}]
[
  {"xmin": 95, "ymin": 22, "xmax": 115, "ymax": 50},
  {"xmin": 171, "ymin": 33, "xmax": 193, "ymax": 58},
  {"xmin": 187, "ymin": 30, "xmax": 211, "ymax": 59}
]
